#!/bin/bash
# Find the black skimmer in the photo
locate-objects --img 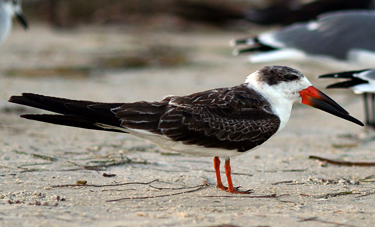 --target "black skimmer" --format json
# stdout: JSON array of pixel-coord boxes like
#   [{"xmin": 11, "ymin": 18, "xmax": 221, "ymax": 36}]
[
  {"xmin": 0, "ymin": 0, "xmax": 28, "ymax": 45},
  {"xmin": 319, "ymin": 69, "xmax": 375, "ymax": 129},
  {"xmin": 8, "ymin": 66, "xmax": 363, "ymax": 193},
  {"xmin": 231, "ymin": 10, "xmax": 375, "ymax": 67}
]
